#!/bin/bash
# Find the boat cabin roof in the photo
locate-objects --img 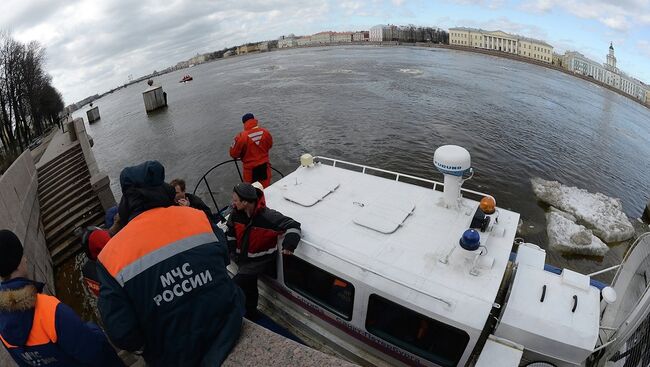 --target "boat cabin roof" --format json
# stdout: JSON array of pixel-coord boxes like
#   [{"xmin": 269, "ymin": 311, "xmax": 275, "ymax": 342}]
[{"xmin": 264, "ymin": 158, "xmax": 520, "ymax": 332}]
